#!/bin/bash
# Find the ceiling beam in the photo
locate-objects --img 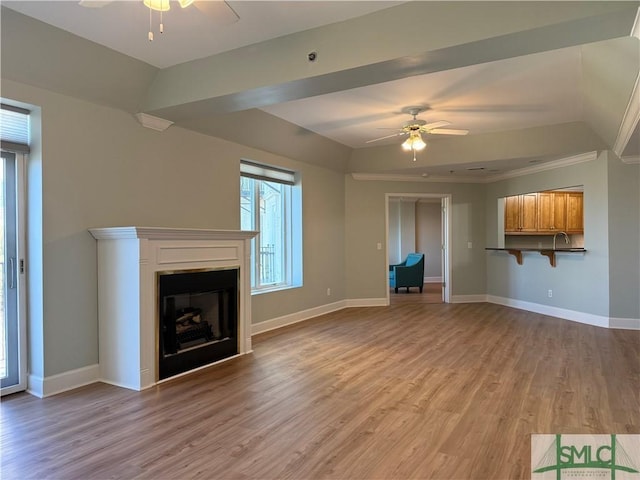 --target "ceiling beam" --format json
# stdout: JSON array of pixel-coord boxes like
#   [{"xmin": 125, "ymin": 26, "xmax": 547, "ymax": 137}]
[{"xmin": 144, "ymin": 2, "xmax": 639, "ymax": 120}]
